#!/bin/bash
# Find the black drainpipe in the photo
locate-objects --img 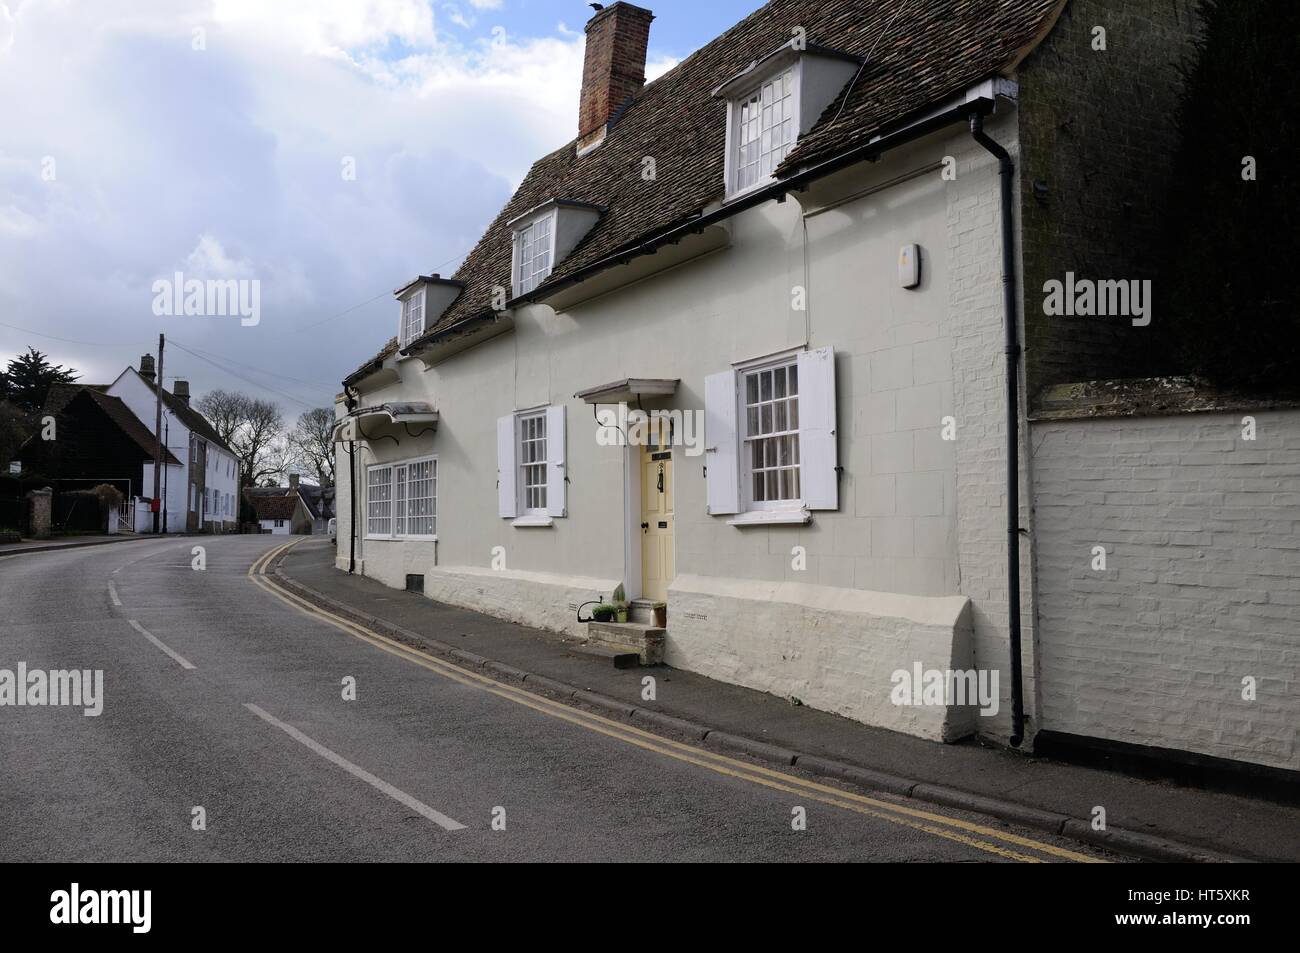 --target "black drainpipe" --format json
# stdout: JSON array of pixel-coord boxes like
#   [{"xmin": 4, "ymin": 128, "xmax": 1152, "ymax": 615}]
[
  {"xmin": 348, "ymin": 439, "xmax": 357, "ymax": 574},
  {"xmin": 969, "ymin": 112, "xmax": 1025, "ymax": 748},
  {"xmin": 344, "ymin": 388, "xmax": 359, "ymax": 575}
]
